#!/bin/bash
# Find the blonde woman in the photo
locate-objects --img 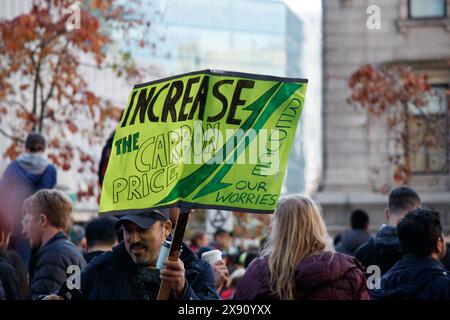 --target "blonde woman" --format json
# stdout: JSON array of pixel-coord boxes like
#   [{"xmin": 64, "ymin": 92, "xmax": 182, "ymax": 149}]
[{"xmin": 234, "ymin": 195, "xmax": 370, "ymax": 300}]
